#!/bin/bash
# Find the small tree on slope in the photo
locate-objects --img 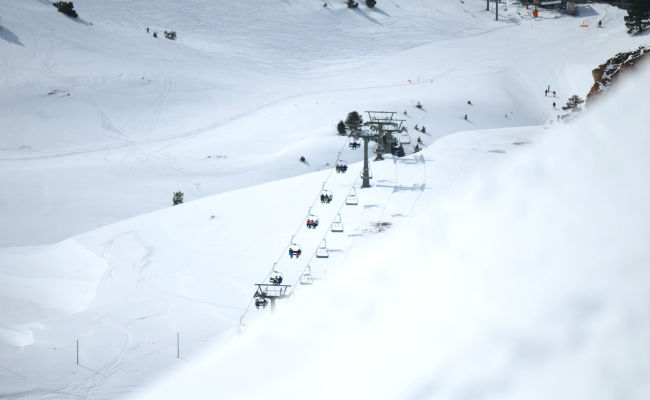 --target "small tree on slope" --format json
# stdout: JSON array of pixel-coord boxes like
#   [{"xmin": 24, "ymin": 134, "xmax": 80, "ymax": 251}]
[
  {"xmin": 337, "ymin": 120, "xmax": 347, "ymax": 135},
  {"xmin": 345, "ymin": 111, "xmax": 363, "ymax": 134},
  {"xmin": 346, "ymin": 0, "xmax": 359, "ymax": 9},
  {"xmin": 366, "ymin": 0, "xmax": 377, "ymax": 8},
  {"xmin": 173, "ymin": 191, "xmax": 184, "ymax": 205},
  {"xmin": 625, "ymin": 1, "xmax": 650, "ymax": 35},
  {"xmin": 53, "ymin": 2, "xmax": 78, "ymax": 18},
  {"xmin": 561, "ymin": 95, "xmax": 584, "ymax": 113}
]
